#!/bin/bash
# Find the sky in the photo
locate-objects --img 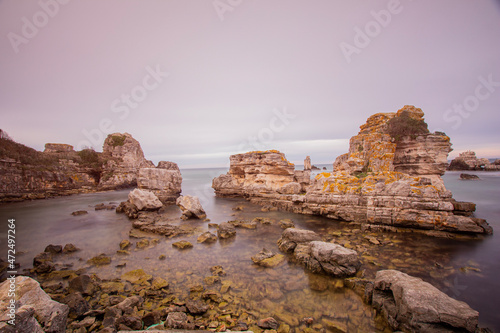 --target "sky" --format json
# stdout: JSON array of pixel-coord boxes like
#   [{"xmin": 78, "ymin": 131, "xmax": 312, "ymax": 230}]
[{"xmin": 1, "ymin": 0, "xmax": 499, "ymax": 168}]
